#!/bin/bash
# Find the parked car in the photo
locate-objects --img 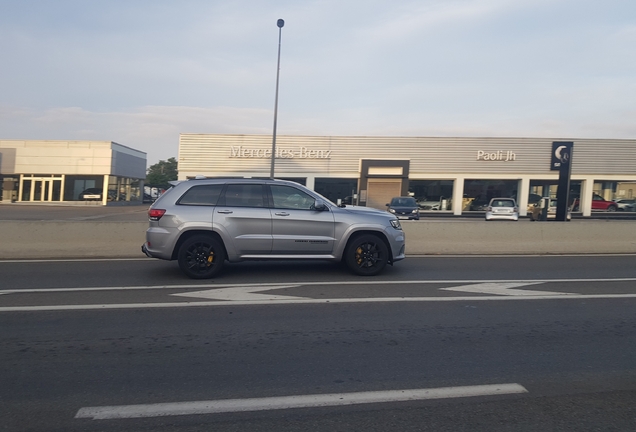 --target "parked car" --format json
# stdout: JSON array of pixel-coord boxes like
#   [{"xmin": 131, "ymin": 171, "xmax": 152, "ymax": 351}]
[
  {"xmin": 142, "ymin": 178, "xmax": 406, "ymax": 278},
  {"xmin": 386, "ymin": 197, "xmax": 420, "ymax": 220},
  {"xmin": 469, "ymin": 197, "xmax": 490, "ymax": 211},
  {"xmin": 529, "ymin": 199, "xmax": 572, "ymax": 221},
  {"xmin": 485, "ymin": 198, "xmax": 519, "ymax": 221},
  {"xmin": 79, "ymin": 188, "xmax": 116, "ymax": 201},
  {"xmin": 79, "ymin": 188, "xmax": 102, "ymax": 200},
  {"xmin": 417, "ymin": 197, "xmax": 449, "ymax": 211},
  {"xmin": 614, "ymin": 199, "xmax": 636, "ymax": 212},
  {"xmin": 572, "ymin": 193, "xmax": 618, "ymax": 212}
]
